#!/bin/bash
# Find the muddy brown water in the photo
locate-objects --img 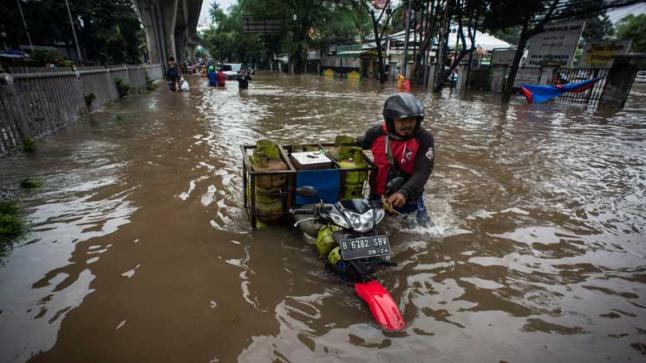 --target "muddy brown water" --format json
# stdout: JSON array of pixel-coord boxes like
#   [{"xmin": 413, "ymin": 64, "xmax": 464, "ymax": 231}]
[{"xmin": 0, "ymin": 74, "xmax": 645, "ymax": 363}]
